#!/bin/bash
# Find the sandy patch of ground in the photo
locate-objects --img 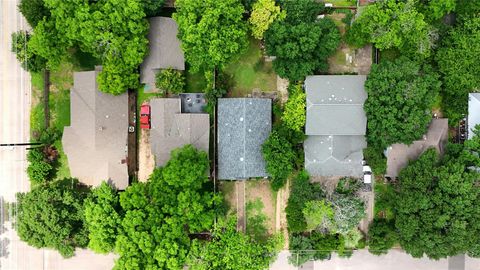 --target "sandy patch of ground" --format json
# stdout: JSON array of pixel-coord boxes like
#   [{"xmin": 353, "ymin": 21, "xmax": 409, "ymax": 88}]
[
  {"xmin": 277, "ymin": 76, "xmax": 289, "ymax": 104},
  {"xmin": 245, "ymin": 180, "xmax": 276, "ymax": 235},
  {"xmin": 138, "ymin": 129, "xmax": 155, "ymax": 182}
]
